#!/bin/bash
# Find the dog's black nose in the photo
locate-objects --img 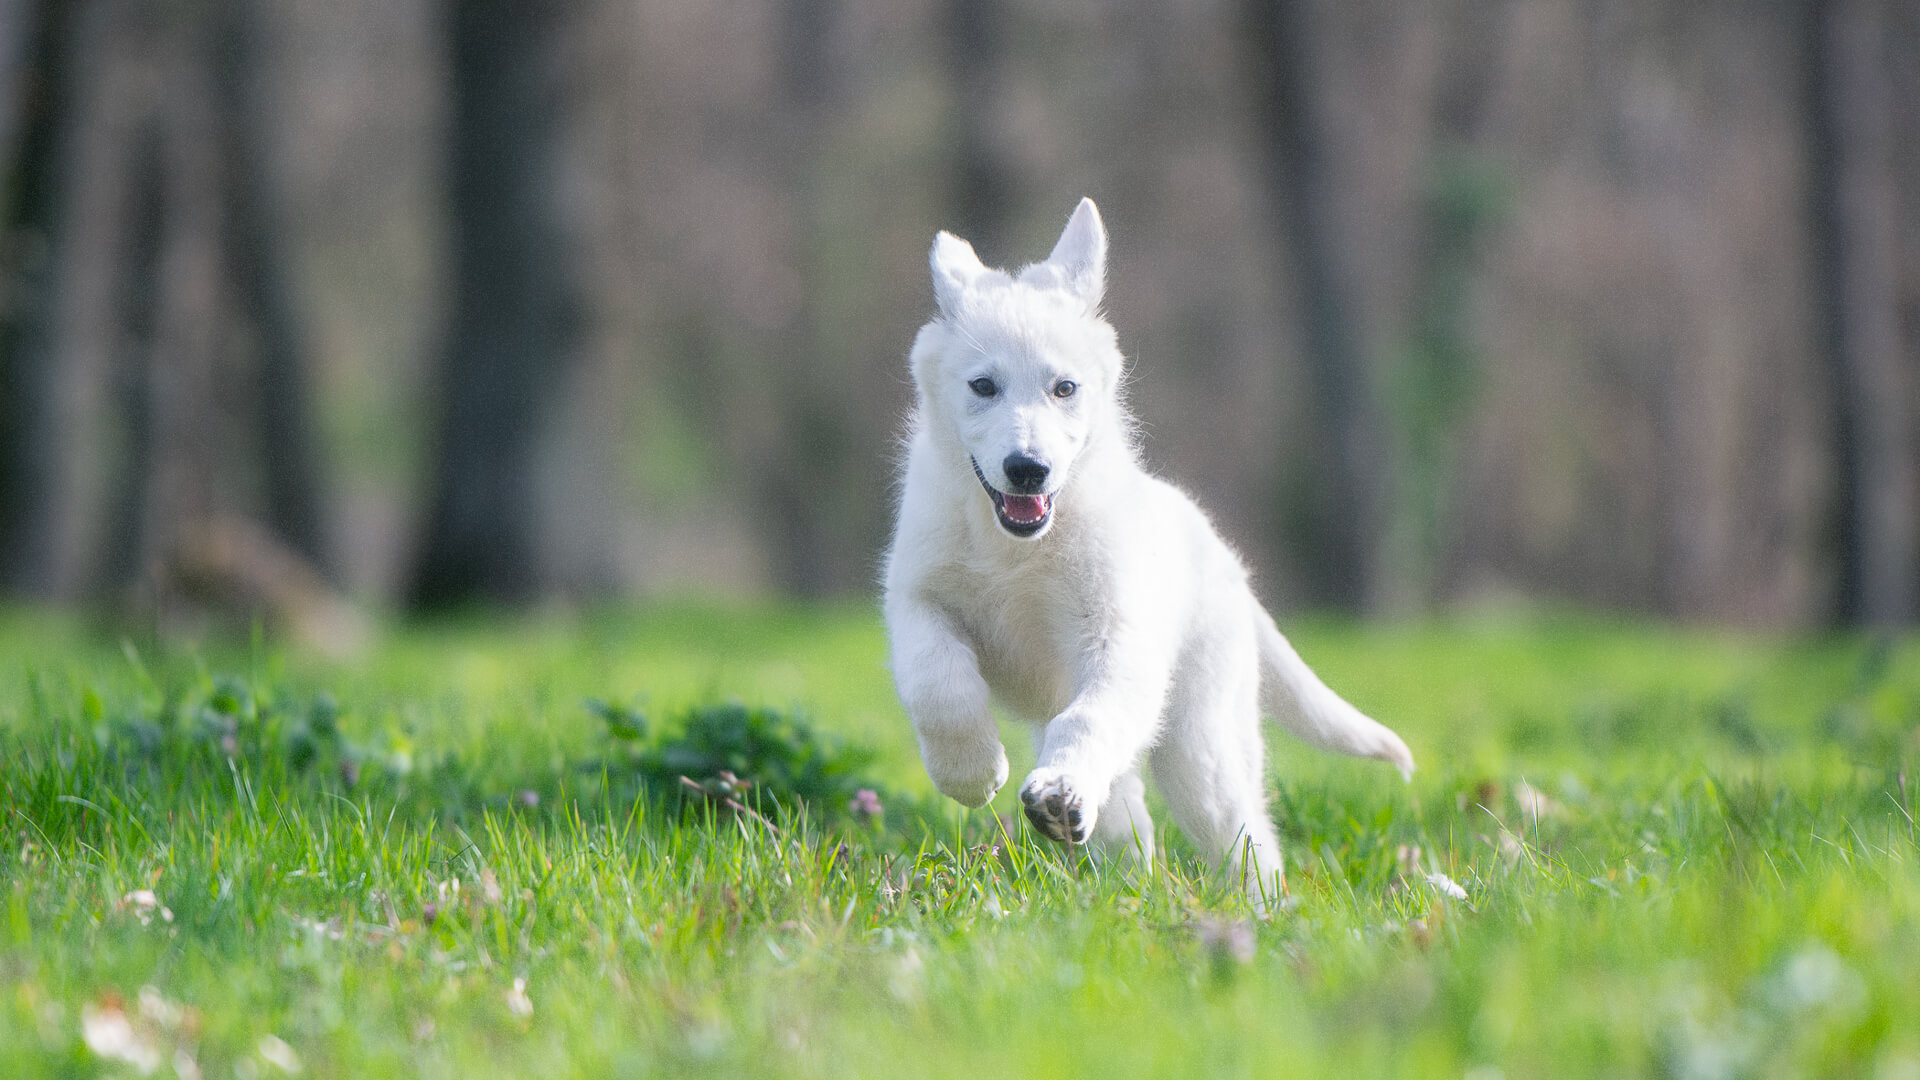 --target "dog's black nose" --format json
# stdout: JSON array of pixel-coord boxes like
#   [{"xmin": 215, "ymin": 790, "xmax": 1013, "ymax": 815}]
[{"xmin": 1002, "ymin": 454, "xmax": 1050, "ymax": 493}]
